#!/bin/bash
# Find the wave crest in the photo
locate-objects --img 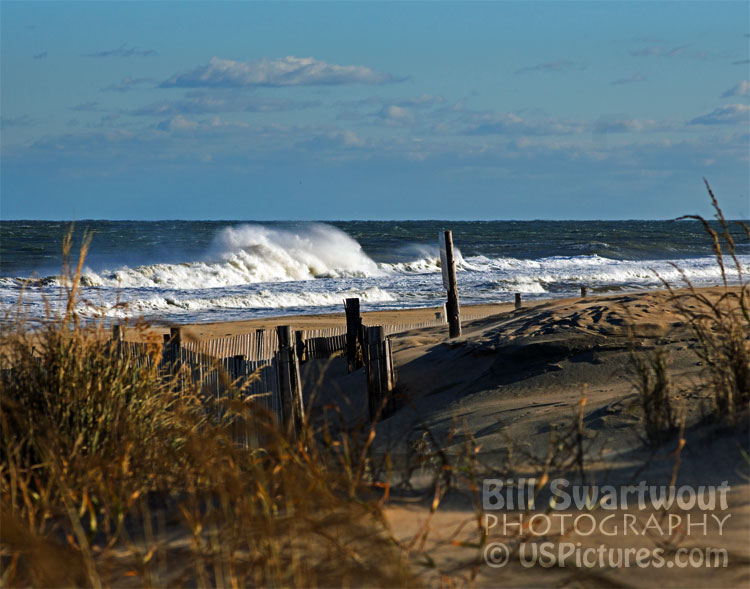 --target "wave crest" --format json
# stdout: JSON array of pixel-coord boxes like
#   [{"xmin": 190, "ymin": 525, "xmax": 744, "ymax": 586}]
[{"xmin": 82, "ymin": 223, "xmax": 385, "ymax": 288}]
